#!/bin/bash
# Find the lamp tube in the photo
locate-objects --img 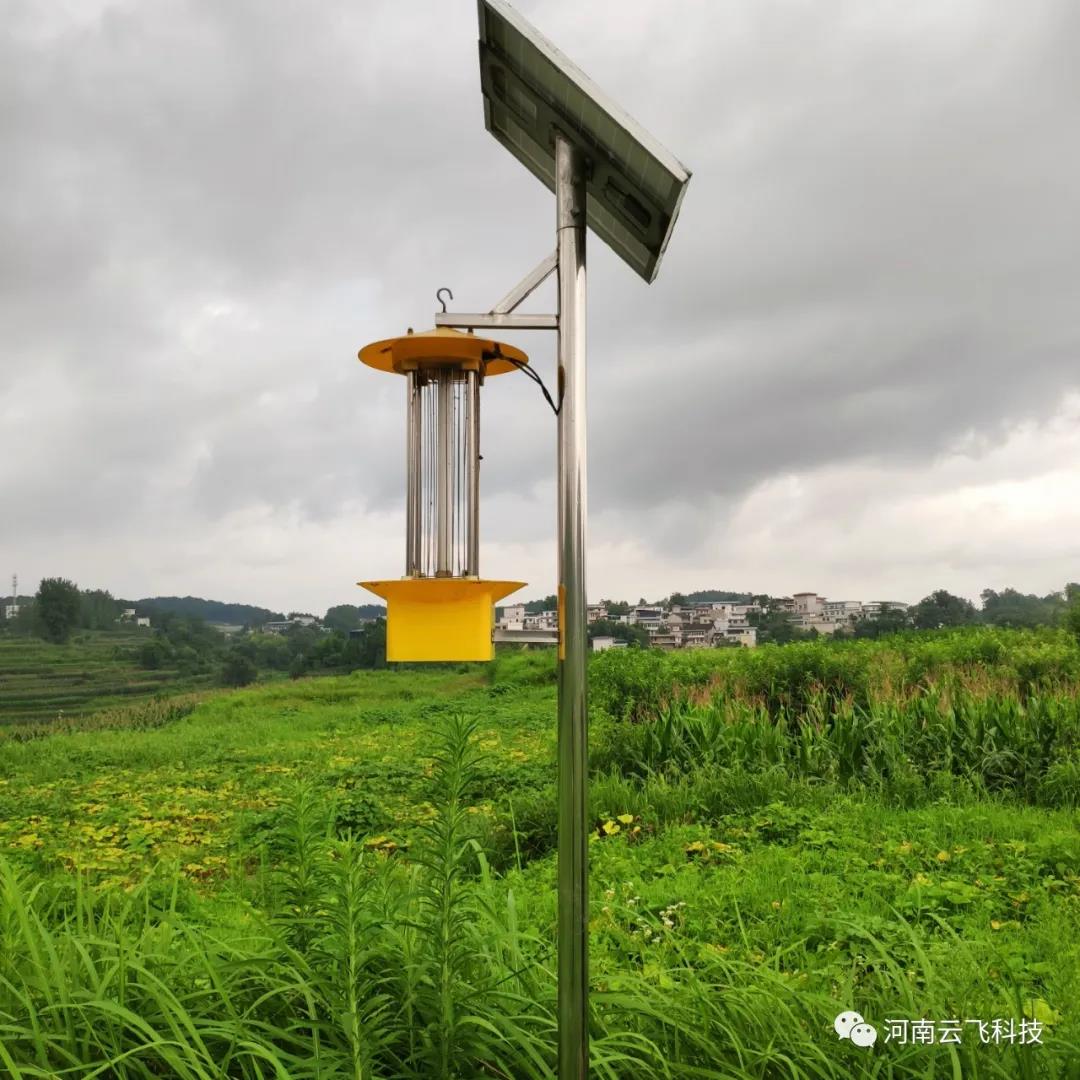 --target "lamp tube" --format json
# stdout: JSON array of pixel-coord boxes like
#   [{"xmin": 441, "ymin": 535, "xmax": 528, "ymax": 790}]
[
  {"xmin": 465, "ymin": 368, "xmax": 480, "ymax": 576},
  {"xmin": 436, "ymin": 369, "xmax": 453, "ymax": 576},
  {"xmin": 406, "ymin": 370, "xmax": 421, "ymax": 576}
]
